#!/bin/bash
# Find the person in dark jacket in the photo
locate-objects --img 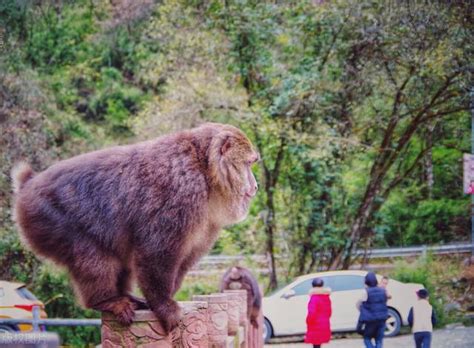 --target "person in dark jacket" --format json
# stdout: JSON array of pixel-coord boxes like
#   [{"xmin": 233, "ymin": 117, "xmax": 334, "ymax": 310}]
[
  {"xmin": 408, "ymin": 289, "xmax": 437, "ymax": 348},
  {"xmin": 304, "ymin": 278, "xmax": 332, "ymax": 348},
  {"xmin": 358, "ymin": 272, "xmax": 388, "ymax": 348}
]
